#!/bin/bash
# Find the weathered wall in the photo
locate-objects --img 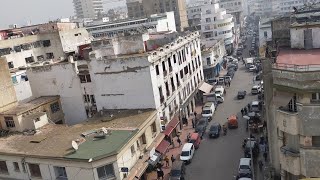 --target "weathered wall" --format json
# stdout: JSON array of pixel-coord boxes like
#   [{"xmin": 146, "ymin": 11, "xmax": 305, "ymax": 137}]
[
  {"xmin": 290, "ymin": 28, "xmax": 304, "ymax": 49},
  {"xmin": 300, "ymin": 148, "xmax": 320, "ymax": 177},
  {"xmin": 11, "ymin": 70, "xmax": 33, "ymax": 101},
  {"xmin": 27, "ymin": 63, "xmax": 87, "ymax": 125},
  {"xmin": 58, "ymin": 28, "xmax": 91, "ymax": 53},
  {"xmin": 0, "ymin": 57, "xmax": 17, "ymax": 112},
  {"xmin": 90, "ymin": 56, "xmax": 156, "ymax": 110}
]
